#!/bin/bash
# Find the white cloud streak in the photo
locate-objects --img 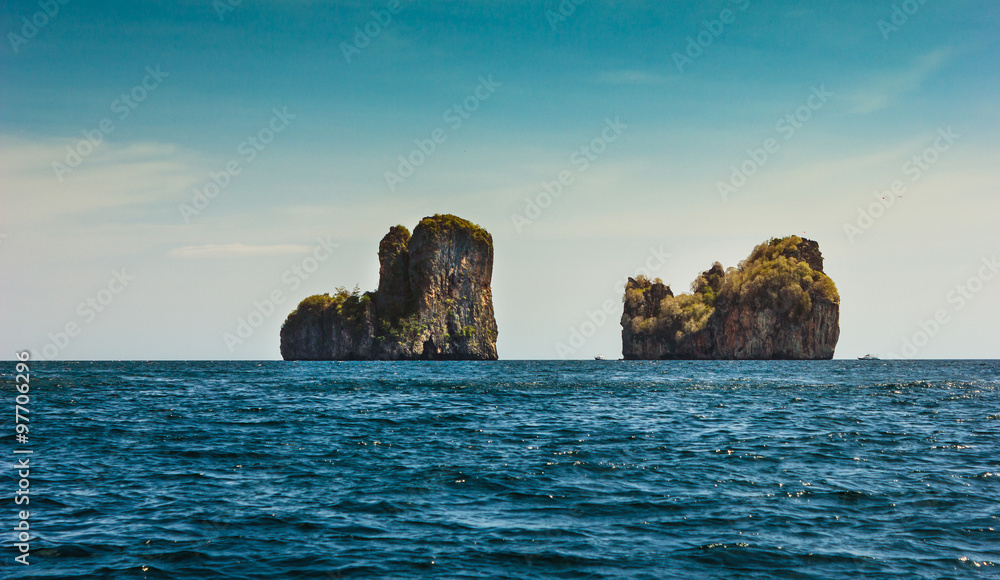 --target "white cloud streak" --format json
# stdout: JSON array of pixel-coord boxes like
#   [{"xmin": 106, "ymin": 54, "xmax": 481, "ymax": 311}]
[{"xmin": 166, "ymin": 243, "xmax": 313, "ymax": 259}]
